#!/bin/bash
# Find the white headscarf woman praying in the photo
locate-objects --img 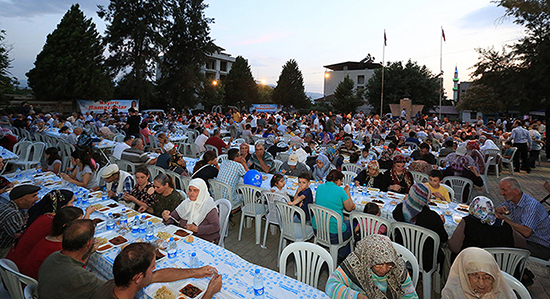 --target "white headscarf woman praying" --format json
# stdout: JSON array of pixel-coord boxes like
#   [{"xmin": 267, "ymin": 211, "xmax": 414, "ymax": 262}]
[{"xmin": 162, "ymin": 178, "xmax": 220, "ymax": 244}]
